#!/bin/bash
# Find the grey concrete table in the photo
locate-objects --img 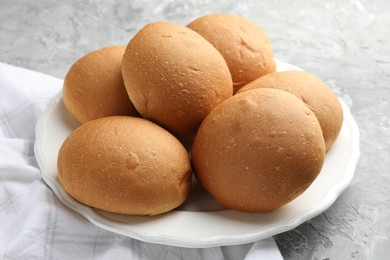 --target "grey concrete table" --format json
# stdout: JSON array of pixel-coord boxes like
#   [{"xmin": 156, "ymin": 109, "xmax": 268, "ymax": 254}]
[{"xmin": 1, "ymin": 0, "xmax": 389, "ymax": 259}]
